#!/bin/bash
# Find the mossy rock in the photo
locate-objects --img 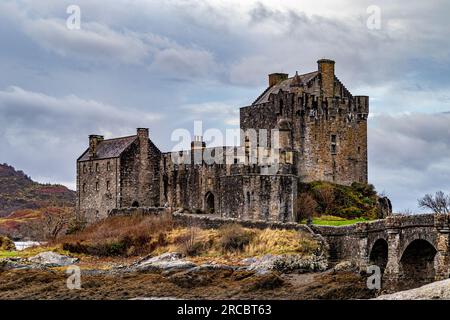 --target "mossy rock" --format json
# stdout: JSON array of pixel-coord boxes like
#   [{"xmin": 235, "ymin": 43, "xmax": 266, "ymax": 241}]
[{"xmin": 0, "ymin": 236, "xmax": 16, "ymax": 251}]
